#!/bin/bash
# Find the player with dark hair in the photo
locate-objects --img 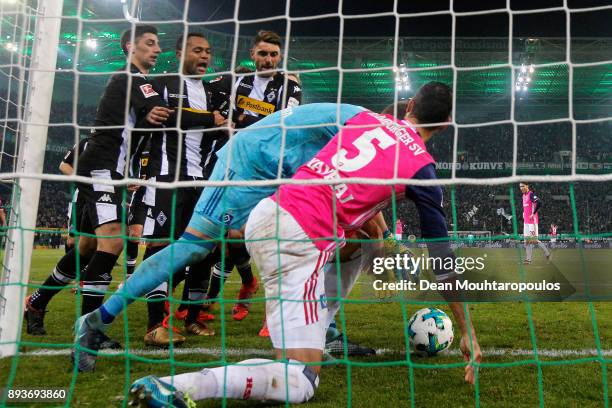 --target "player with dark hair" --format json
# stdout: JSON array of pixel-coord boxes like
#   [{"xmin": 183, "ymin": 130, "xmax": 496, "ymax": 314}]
[
  {"xmin": 519, "ymin": 182, "xmax": 551, "ymax": 264},
  {"xmin": 204, "ymin": 30, "xmax": 302, "ymax": 323},
  {"xmin": 550, "ymin": 223, "xmax": 558, "ymax": 243},
  {"xmin": 67, "ymin": 24, "xmax": 165, "ymax": 329},
  {"xmin": 139, "ymin": 32, "xmax": 227, "ymax": 346},
  {"xmin": 125, "ymin": 81, "xmax": 480, "ymax": 406},
  {"xmin": 61, "ymin": 25, "xmax": 227, "ymax": 371}
]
